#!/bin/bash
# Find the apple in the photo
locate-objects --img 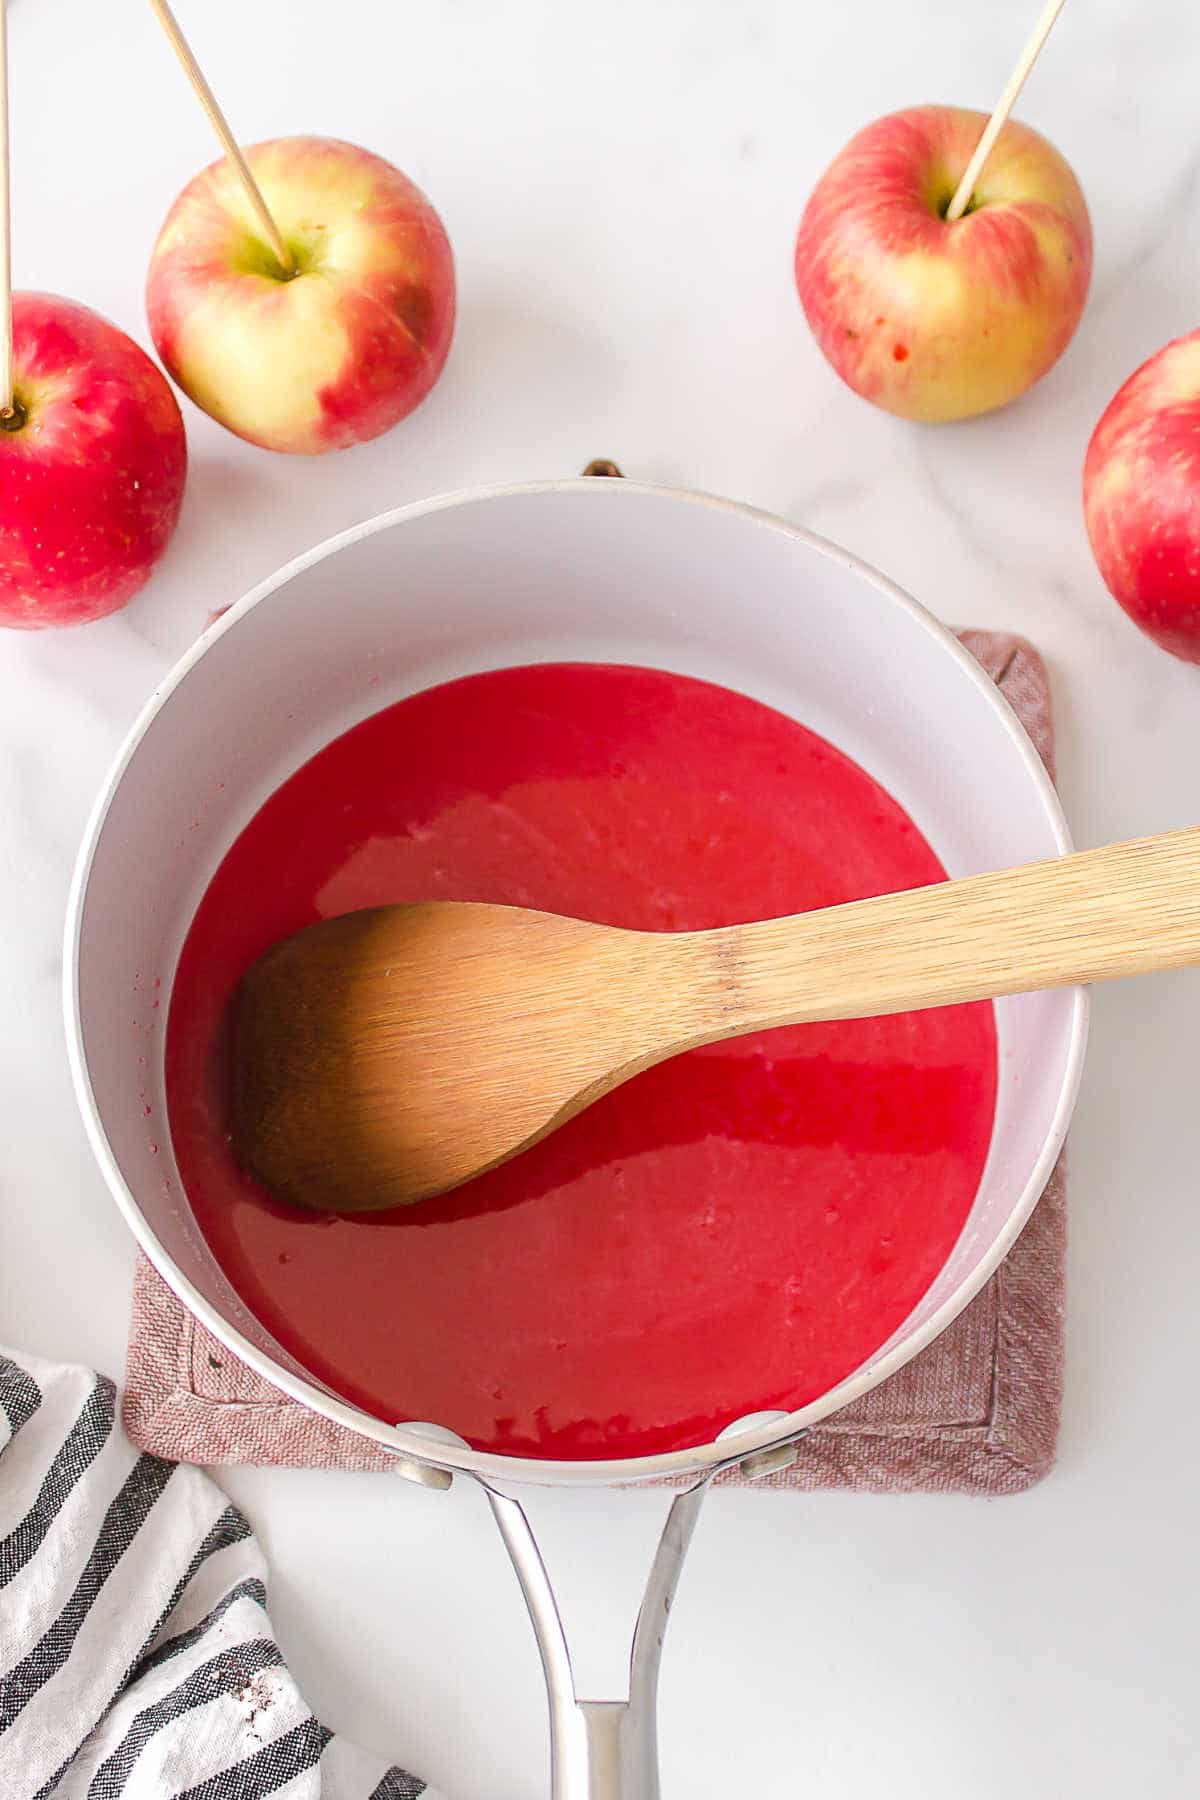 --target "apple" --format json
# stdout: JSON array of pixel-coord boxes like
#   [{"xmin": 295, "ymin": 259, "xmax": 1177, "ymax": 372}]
[
  {"xmin": 1083, "ymin": 331, "xmax": 1200, "ymax": 664},
  {"xmin": 146, "ymin": 135, "xmax": 456, "ymax": 455},
  {"xmin": 0, "ymin": 293, "xmax": 187, "ymax": 630},
  {"xmin": 794, "ymin": 105, "xmax": 1092, "ymax": 423}
]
